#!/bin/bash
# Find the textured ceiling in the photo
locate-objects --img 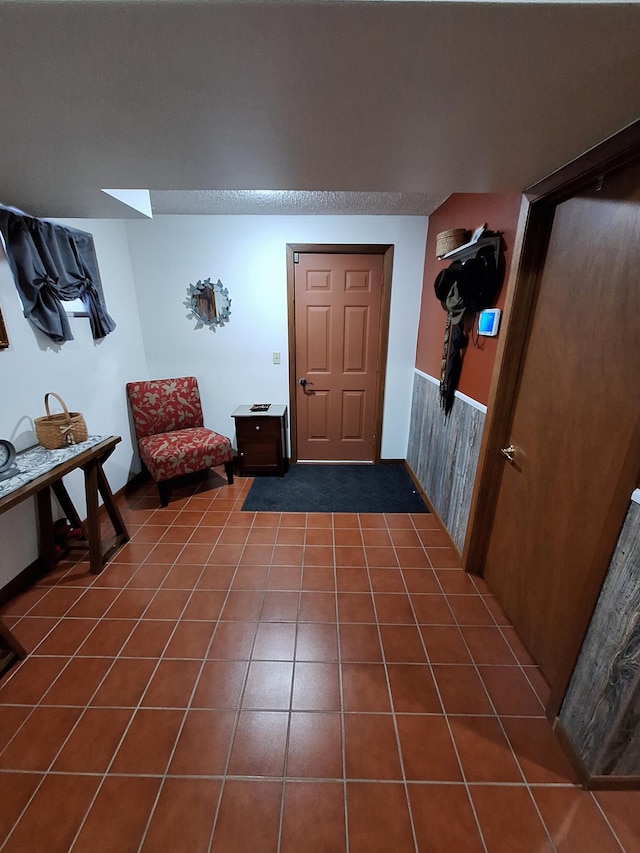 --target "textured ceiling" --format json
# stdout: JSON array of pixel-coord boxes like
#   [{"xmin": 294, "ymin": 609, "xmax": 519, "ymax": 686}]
[
  {"xmin": 149, "ymin": 190, "xmax": 450, "ymax": 216},
  {"xmin": 0, "ymin": 1, "xmax": 639, "ymax": 218}
]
